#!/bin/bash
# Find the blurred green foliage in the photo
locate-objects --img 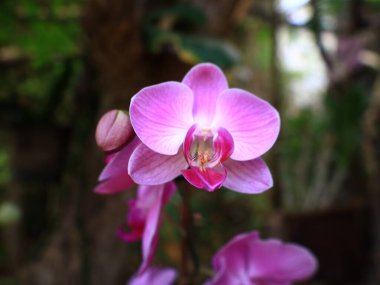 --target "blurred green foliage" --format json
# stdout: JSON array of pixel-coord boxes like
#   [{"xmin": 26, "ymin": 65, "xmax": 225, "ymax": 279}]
[
  {"xmin": 143, "ymin": 4, "xmax": 239, "ymax": 68},
  {"xmin": 367, "ymin": 0, "xmax": 380, "ymax": 8},
  {"xmin": 280, "ymin": 78, "xmax": 371, "ymax": 211},
  {"xmin": 244, "ymin": 18, "xmax": 272, "ymax": 72},
  {"xmin": 325, "ymin": 84, "xmax": 370, "ymax": 167},
  {"xmin": 0, "ymin": 2, "xmax": 82, "ymax": 281},
  {"xmin": 0, "ymin": 148, "xmax": 10, "ymax": 190},
  {"xmin": 278, "ymin": 0, "xmax": 378, "ymax": 212},
  {"xmin": 0, "ymin": 0, "xmax": 79, "ymax": 64},
  {"xmin": 0, "ymin": 0, "xmax": 81, "ymax": 125},
  {"xmin": 0, "ymin": 202, "xmax": 21, "ymax": 226}
]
